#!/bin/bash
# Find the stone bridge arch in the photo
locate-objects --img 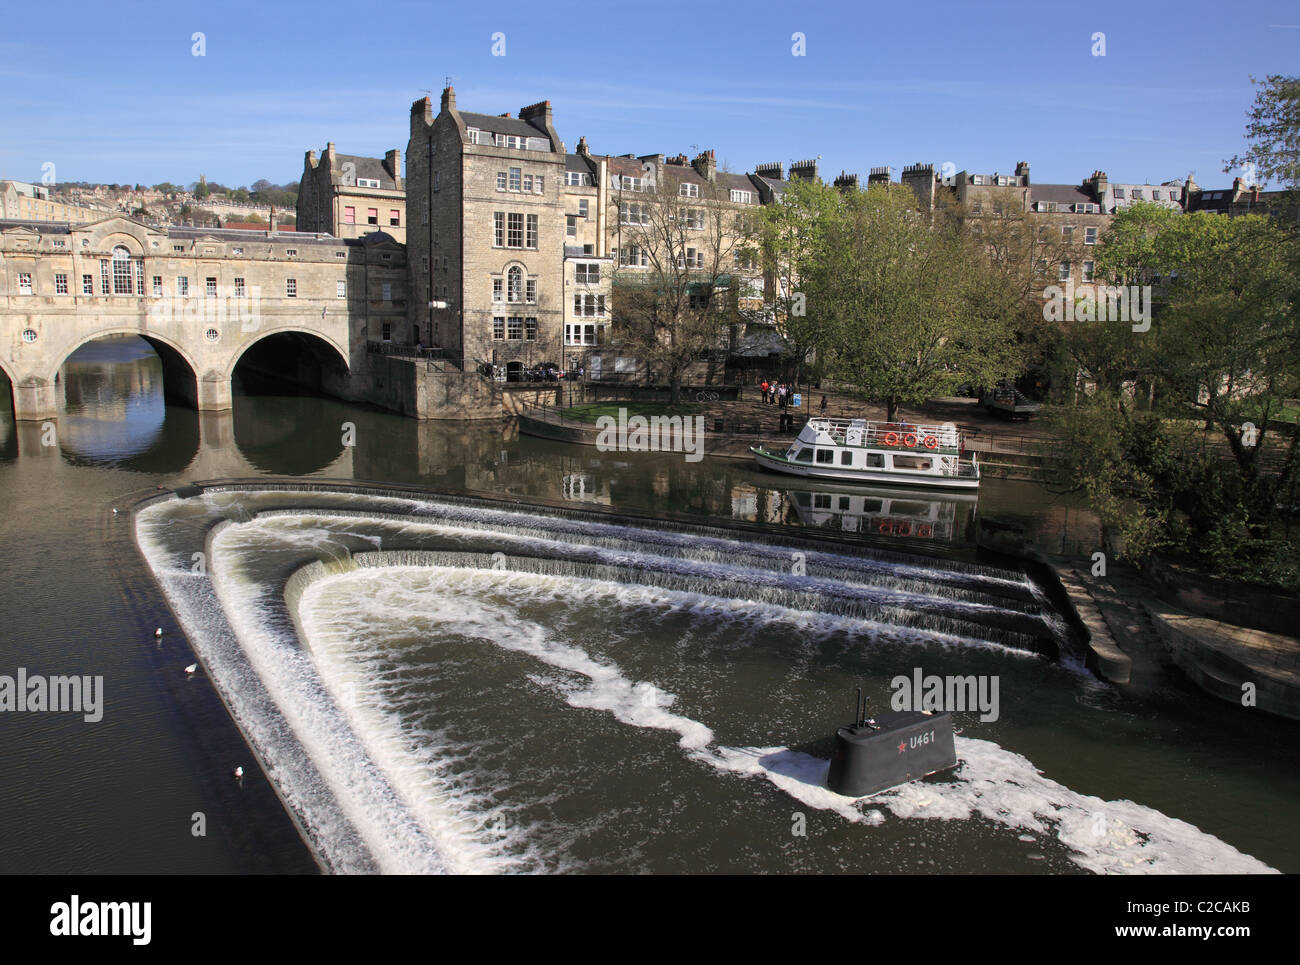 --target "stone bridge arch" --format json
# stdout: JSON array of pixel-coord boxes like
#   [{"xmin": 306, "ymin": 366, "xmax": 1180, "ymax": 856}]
[
  {"xmin": 227, "ymin": 326, "xmax": 353, "ymax": 400},
  {"xmin": 49, "ymin": 328, "xmax": 204, "ymax": 409},
  {"xmin": 0, "ymin": 354, "xmax": 16, "ymax": 416}
]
